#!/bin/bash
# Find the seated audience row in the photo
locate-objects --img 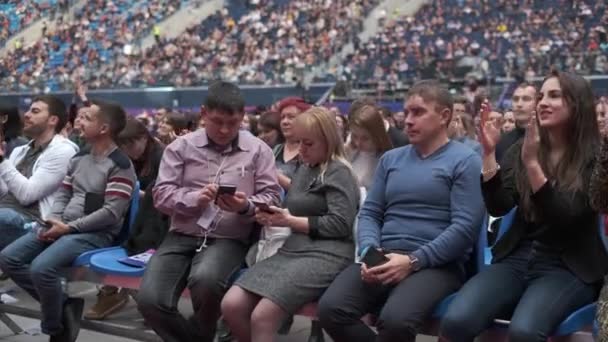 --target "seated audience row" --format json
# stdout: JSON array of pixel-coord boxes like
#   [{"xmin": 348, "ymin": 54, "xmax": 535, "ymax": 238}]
[{"xmin": 0, "ymin": 74, "xmax": 607, "ymax": 342}]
